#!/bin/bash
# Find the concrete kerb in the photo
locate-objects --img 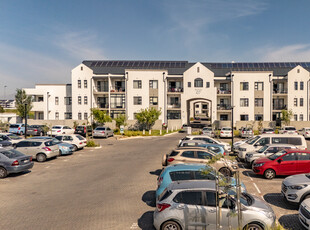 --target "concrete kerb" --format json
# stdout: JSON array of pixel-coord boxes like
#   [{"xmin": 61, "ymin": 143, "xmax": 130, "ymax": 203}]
[
  {"xmin": 116, "ymin": 131, "xmax": 179, "ymax": 141},
  {"xmin": 84, "ymin": 145, "xmax": 102, "ymax": 150}
]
